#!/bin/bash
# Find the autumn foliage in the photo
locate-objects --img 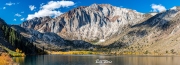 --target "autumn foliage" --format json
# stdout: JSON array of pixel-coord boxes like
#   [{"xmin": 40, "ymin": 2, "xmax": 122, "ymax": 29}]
[{"xmin": 0, "ymin": 53, "xmax": 14, "ymax": 65}]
